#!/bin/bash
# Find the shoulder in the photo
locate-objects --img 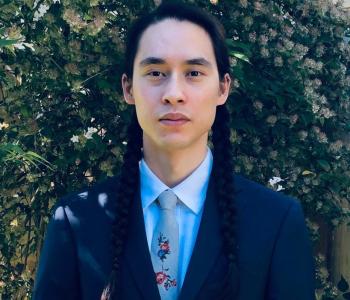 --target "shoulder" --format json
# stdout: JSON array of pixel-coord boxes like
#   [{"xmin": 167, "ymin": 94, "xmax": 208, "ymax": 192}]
[
  {"xmin": 232, "ymin": 174, "xmax": 310, "ymax": 265},
  {"xmin": 59, "ymin": 176, "xmax": 118, "ymax": 203},
  {"xmin": 232, "ymin": 173, "xmax": 303, "ymax": 225},
  {"xmin": 51, "ymin": 176, "xmax": 119, "ymax": 225}
]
